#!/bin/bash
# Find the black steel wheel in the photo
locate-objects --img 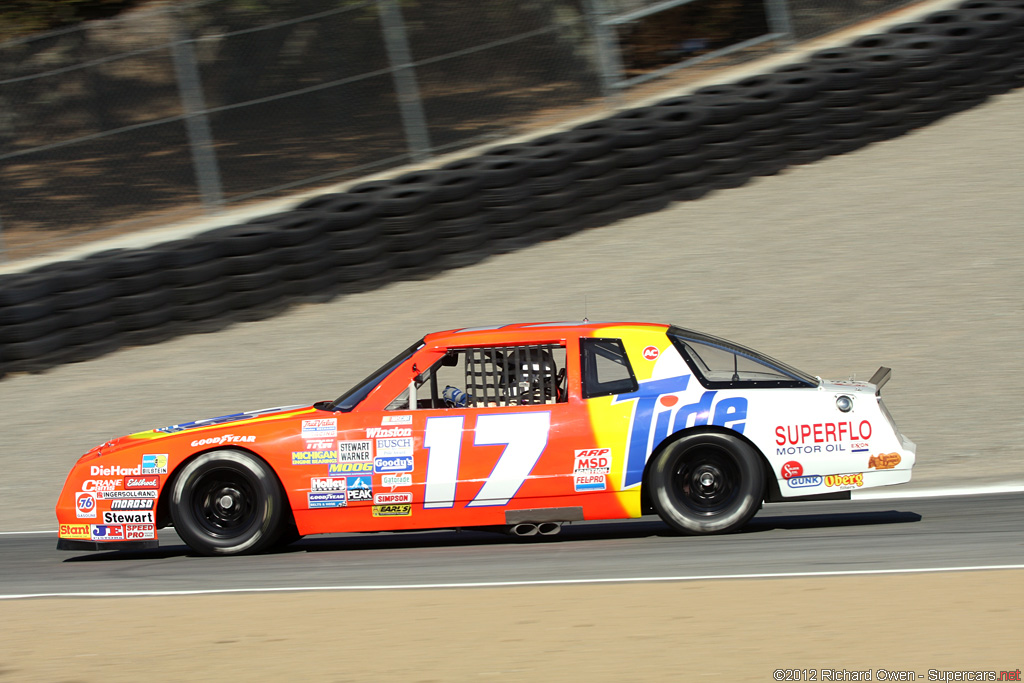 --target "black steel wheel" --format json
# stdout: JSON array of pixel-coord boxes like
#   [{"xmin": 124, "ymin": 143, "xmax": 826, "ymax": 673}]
[
  {"xmin": 648, "ymin": 432, "xmax": 764, "ymax": 535},
  {"xmin": 170, "ymin": 450, "xmax": 285, "ymax": 556}
]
